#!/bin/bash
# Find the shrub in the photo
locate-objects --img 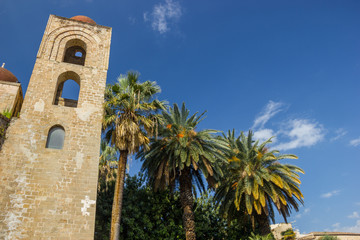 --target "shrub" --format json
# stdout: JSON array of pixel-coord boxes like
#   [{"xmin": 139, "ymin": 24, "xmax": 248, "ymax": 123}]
[
  {"xmin": 319, "ymin": 235, "xmax": 338, "ymax": 240},
  {"xmin": 248, "ymin": 232, "xmax": 275, "ymax": 240},
  {"xmin": 1, "ymin": 109, "xmax": 12, "ymax": 119},
  {"xmin": 281, "ymin": 228, "xmax": 296, "ymax": 240}
]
